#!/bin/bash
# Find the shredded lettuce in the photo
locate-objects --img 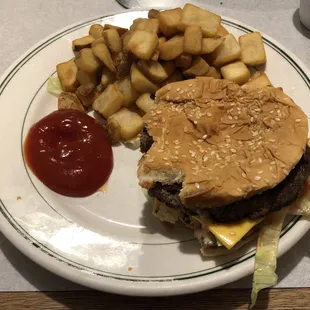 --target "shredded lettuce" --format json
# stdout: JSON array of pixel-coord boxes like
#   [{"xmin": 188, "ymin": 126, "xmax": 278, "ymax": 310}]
[
  {"xmin": 250, "ymin": 208, "xmax": 287, "ymax": 308},
  {"xmin": 47, "ymin": 76, "xmax": 63, "ymax": 96}
]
